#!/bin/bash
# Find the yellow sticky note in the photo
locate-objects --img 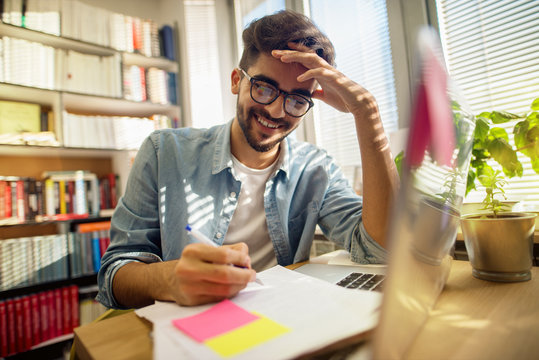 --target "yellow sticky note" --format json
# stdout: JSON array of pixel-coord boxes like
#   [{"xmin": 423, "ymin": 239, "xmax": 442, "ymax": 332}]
[{"xmin": 205, "ymin": 314, "xmax": 290, "ymax": 358}]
